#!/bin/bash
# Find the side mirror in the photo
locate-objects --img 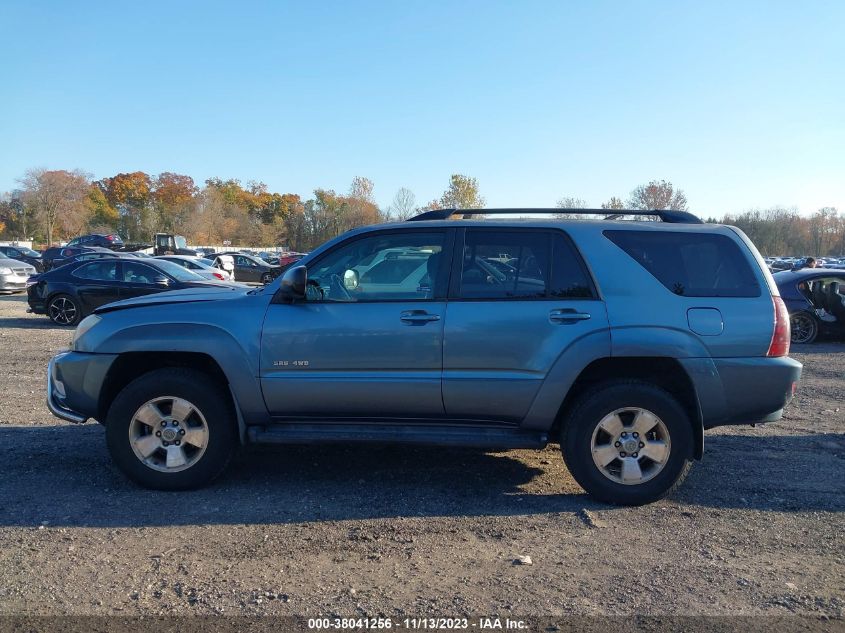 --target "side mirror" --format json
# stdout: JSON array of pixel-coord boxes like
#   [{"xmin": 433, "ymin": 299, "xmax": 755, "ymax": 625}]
[
  {"xmin": 343, "ymin": 269, "xmax": 359, "ymax": 290},
  {"xmin": 278, "ymin": 265, "xmax": 307, "ymax": 301},
  {"xmin": 154, "ymin": 276, "xmax": 170, "ymax": 287}
]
